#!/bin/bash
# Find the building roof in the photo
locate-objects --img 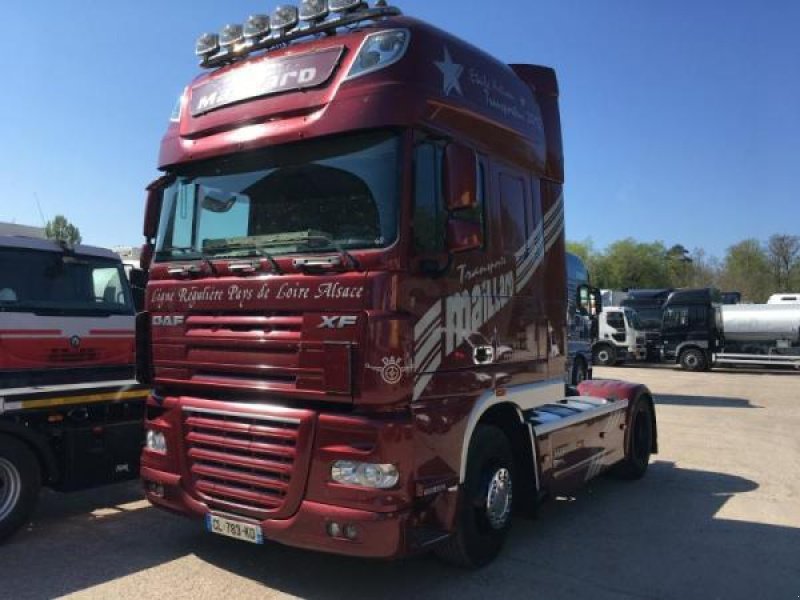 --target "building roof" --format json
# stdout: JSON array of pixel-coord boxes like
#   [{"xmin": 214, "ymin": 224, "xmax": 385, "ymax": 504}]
[{"xmin": 0, "ymin": 222, "xmax": 45, "ymax": 239}]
